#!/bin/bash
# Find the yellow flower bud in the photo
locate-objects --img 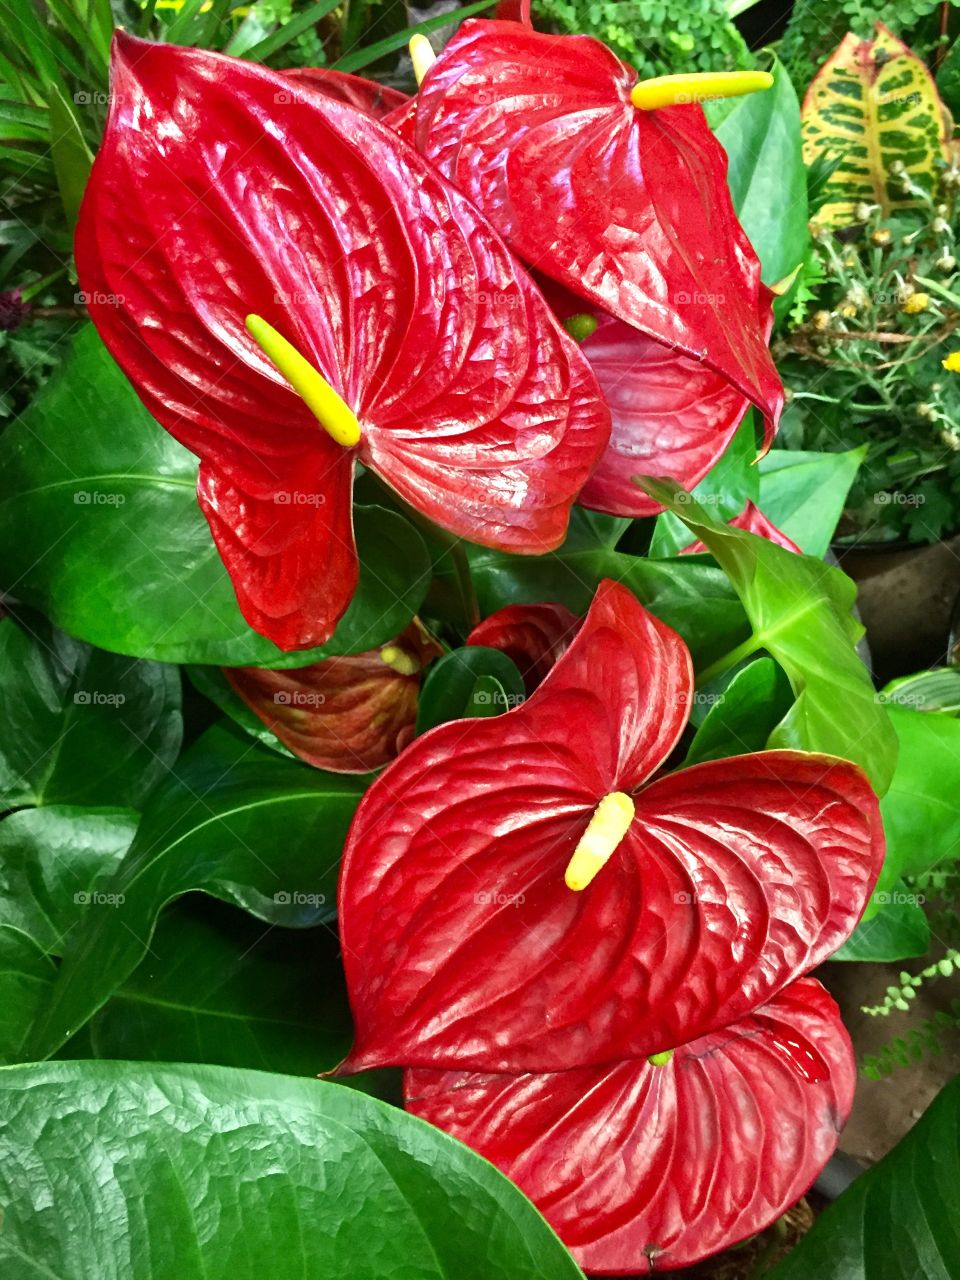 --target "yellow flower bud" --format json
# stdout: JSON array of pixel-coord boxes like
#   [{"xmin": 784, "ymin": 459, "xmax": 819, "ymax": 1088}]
[{"xmin": 902, "ymin": 293, "xmax": 930, "ymax": 315}]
